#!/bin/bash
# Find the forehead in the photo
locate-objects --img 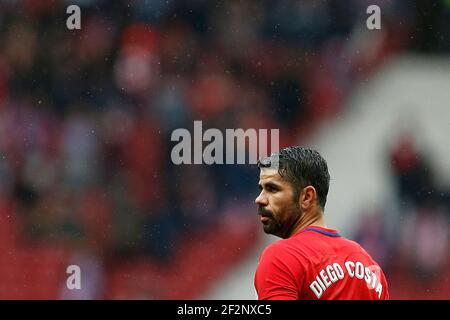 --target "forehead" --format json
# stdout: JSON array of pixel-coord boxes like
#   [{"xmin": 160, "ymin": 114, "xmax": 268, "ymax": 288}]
[{"xmin": 258, "ymin": 168, "xmax": 284, "ymax": 183}]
